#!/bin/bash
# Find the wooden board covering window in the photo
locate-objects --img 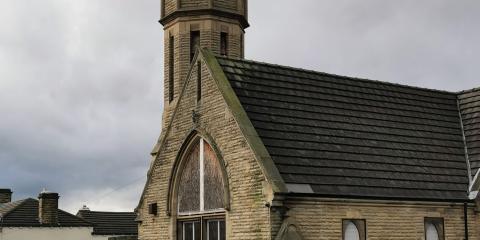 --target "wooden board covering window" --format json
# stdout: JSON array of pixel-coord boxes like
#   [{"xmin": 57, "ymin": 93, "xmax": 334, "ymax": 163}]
[
  {"xmin": 203, "ymin": 142, "xmax": 225, "ymax": 211},
  {"xmin": 178, "ymin": 143, "xmax": 201, "ymax": 213}
]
